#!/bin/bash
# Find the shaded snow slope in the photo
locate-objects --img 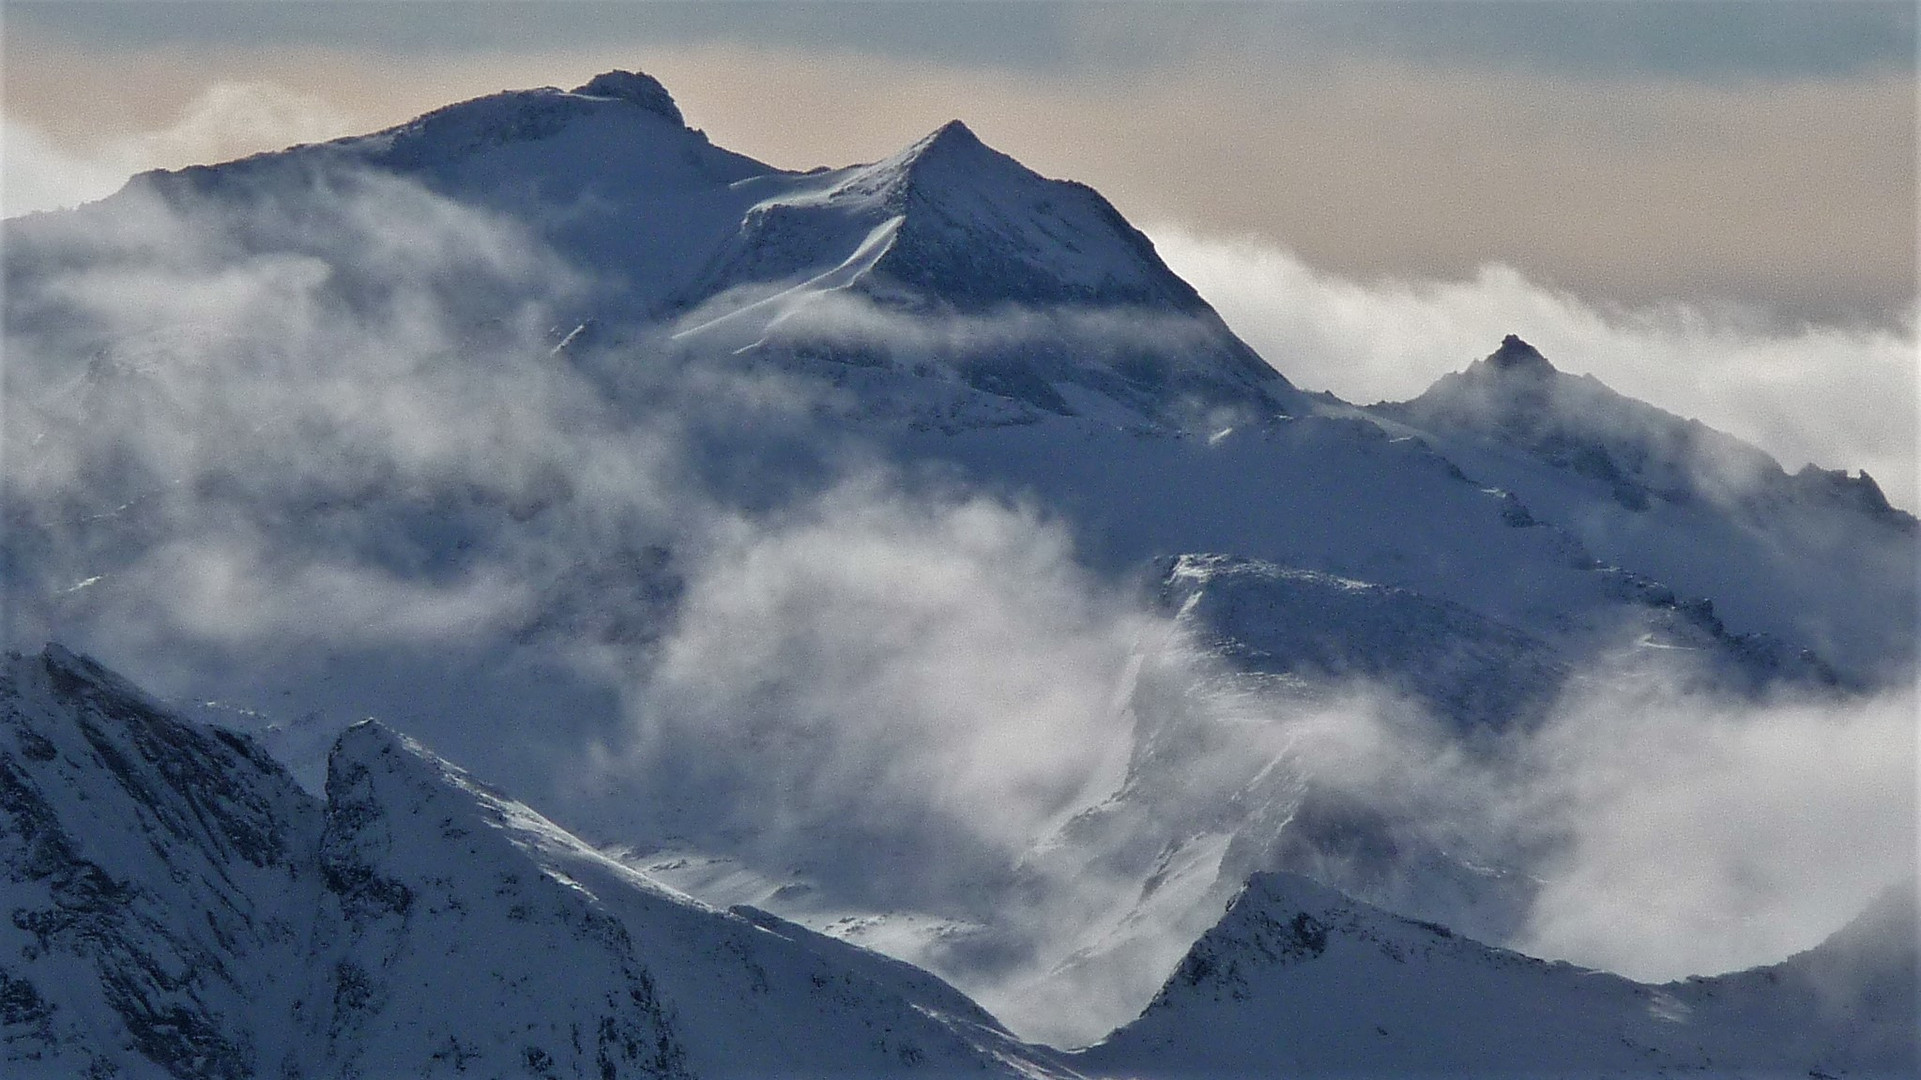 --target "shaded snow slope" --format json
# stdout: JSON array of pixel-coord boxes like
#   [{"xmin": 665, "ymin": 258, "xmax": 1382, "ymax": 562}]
[
  {"xmin": 1080, "ymin": 870, "xmax": 1918, "ymax": 1078},
  {"xmin": 310, "ymin": 718, "xmax": 1067, "ymax": 1079},
  {"xmin": 122, "ymin": 72, "xmax": 772, "ymax": 317},
  {"xmin": 678, "ymin": 119, "xmax": 1224, "ymax": 317},
  {"xmin": 1161, "ymin": 551, "xmax": 1571, "ymax": 733},
  {"xmin": 666, "ymin": 118, "xmax": 1290, "ymax": 421},
  {"xmin": 884, "ymin": 408, "xmax": 1837, "ymax": 693}
]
